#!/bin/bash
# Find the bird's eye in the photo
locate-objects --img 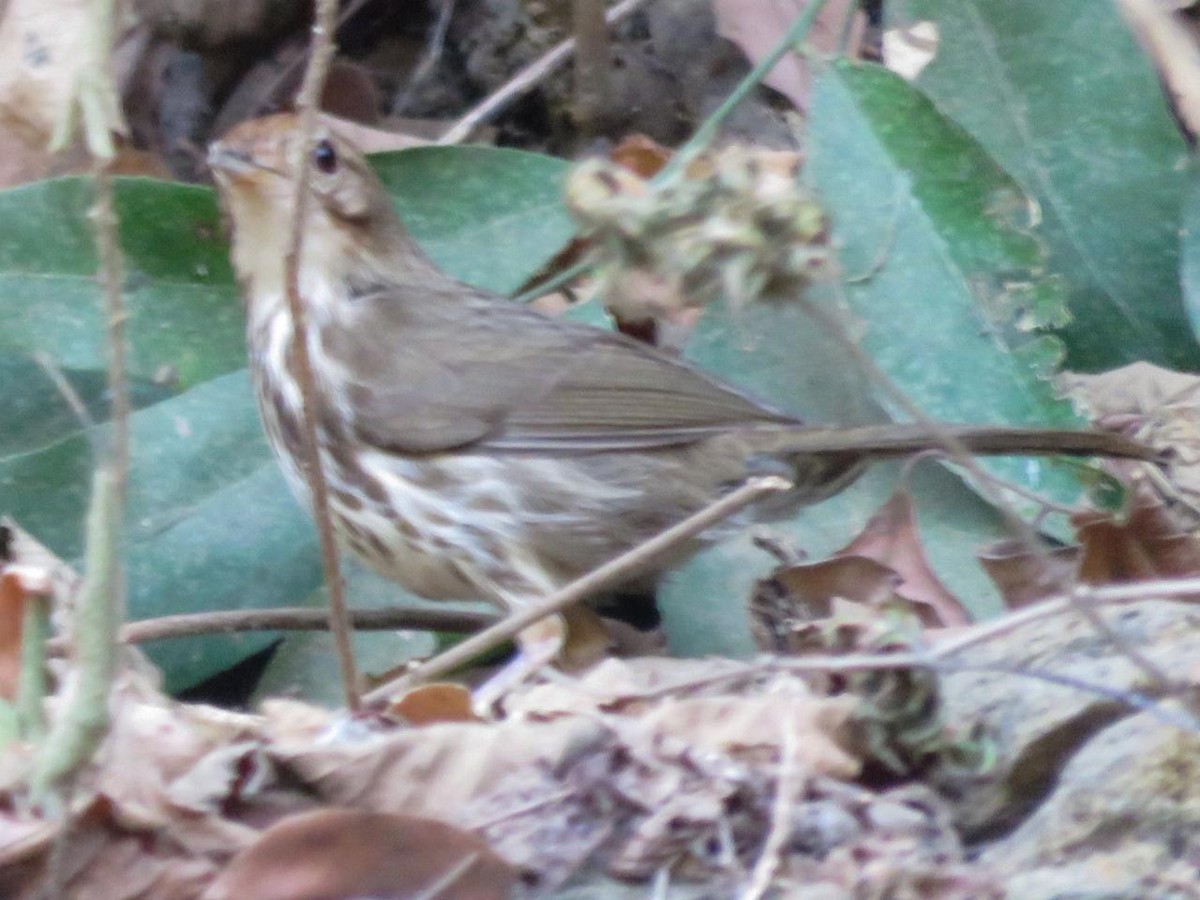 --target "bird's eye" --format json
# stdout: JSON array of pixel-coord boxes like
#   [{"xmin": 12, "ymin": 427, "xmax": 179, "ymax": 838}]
[{"xmin": 312, "ymin": 139, "xmax": 338, "ymax": 174}]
